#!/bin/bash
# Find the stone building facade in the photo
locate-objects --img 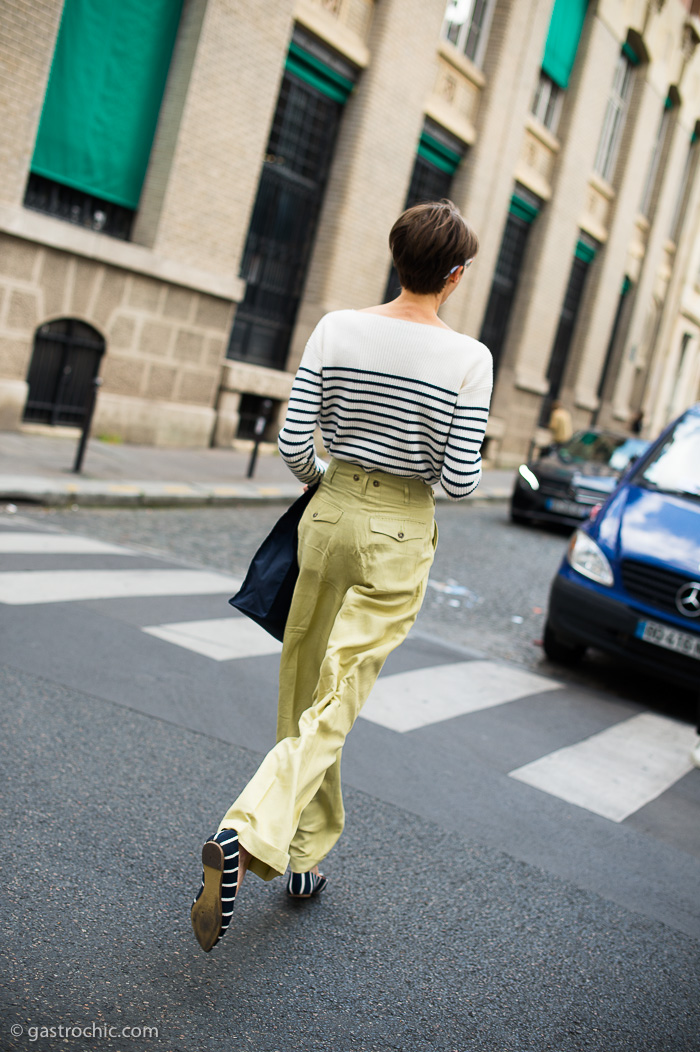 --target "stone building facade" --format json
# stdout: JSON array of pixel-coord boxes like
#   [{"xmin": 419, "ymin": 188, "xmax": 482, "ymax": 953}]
[{"xmin": 1, "ymin": 0, "xmax": 699, "ymax": 461}]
